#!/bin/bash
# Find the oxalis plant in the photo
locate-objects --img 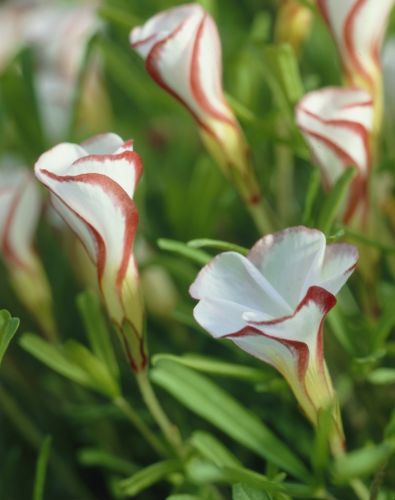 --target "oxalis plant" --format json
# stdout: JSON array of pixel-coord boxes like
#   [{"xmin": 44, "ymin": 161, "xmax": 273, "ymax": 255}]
[{"xmin": 1, "ymin": 0, "xmax": 395, "ymax": 499}]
